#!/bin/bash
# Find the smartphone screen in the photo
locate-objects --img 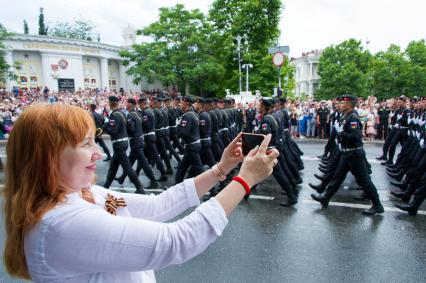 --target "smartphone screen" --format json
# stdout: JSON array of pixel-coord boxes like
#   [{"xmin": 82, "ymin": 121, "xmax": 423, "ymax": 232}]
[{"xmin": 242, "ymin": 133, "xmax": 265, "ymax": 156}]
